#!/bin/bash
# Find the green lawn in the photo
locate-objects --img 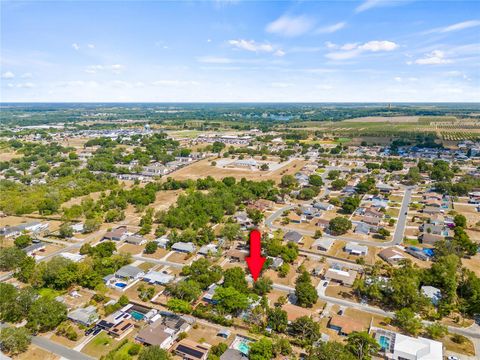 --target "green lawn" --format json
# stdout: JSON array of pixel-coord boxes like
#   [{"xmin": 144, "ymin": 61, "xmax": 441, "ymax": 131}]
[{"xmin": 37, "ymin": 288, "xmax": 64, "ymax": 299}]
